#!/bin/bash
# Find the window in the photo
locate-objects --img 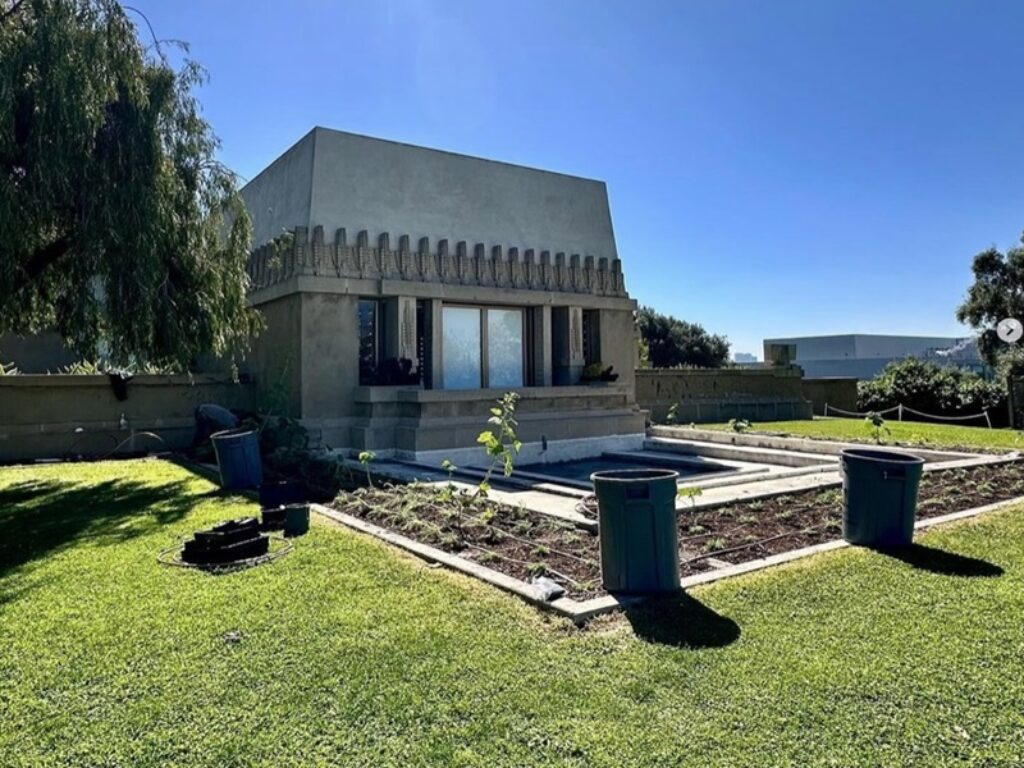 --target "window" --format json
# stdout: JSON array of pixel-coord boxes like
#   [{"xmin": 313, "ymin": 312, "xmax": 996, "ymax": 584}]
[
  {"xmin": 442, "ymin": 305, "xmax": 525, "ymax": 389},
  {"xmin": 488, "ymin": 308, "xmax": 524, "ymax": 387},
  {"xmin": 442, "ymin": 306, "xmax": 482, "ymax": 389},
  {"xmin": 358, "ymin": 299, "xmax": 384, "ymax": 385}
]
